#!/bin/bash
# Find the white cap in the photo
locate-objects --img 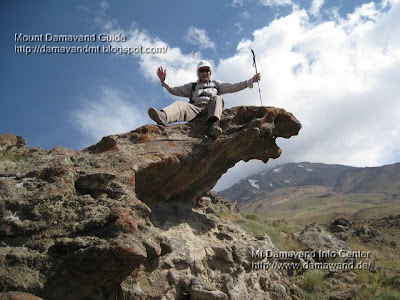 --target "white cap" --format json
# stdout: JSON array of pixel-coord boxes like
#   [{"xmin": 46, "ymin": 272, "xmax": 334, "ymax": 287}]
[{"xmin": 197, "ymin": 60, "xmax": 212, "ymax": 75}]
